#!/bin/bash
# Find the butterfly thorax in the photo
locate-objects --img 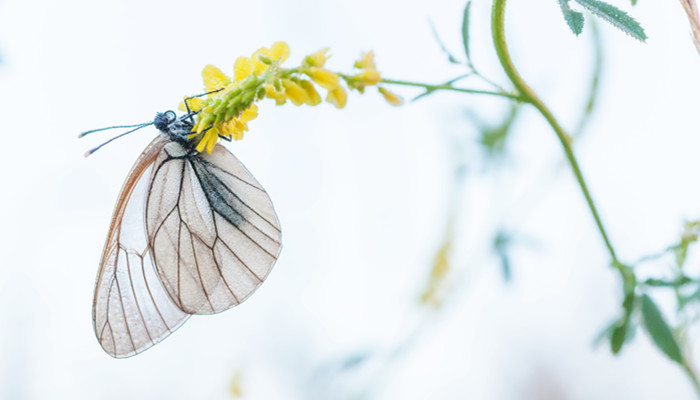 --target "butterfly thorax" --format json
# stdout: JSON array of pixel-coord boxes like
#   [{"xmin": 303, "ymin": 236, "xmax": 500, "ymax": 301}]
[{"xmin": 154, "ymin": 111, "xmax": 195, "ymax": 148}]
